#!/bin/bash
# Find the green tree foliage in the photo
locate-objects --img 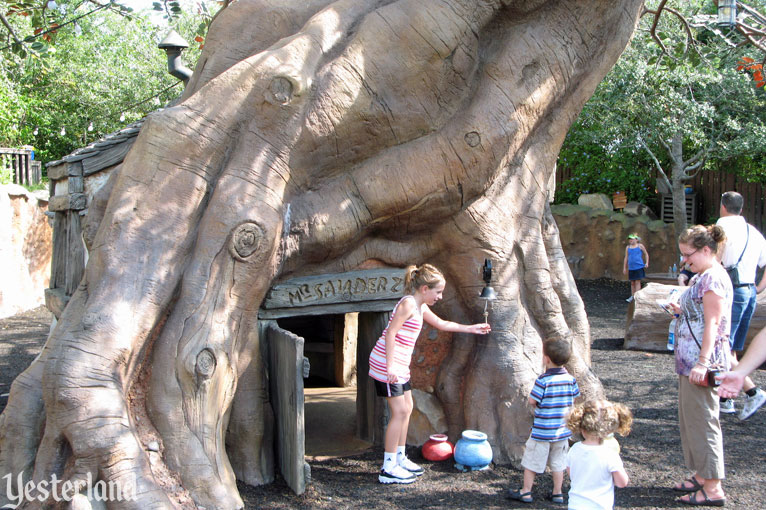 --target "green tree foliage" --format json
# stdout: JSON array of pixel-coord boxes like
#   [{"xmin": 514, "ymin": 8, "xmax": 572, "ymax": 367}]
[
  {"xmin": 0, "ymin": 0, "xmax": 219, "ymax": 163},
  {"xmin": 556, "ymin": 0, "xmax": 766, "ymax": 208}
]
